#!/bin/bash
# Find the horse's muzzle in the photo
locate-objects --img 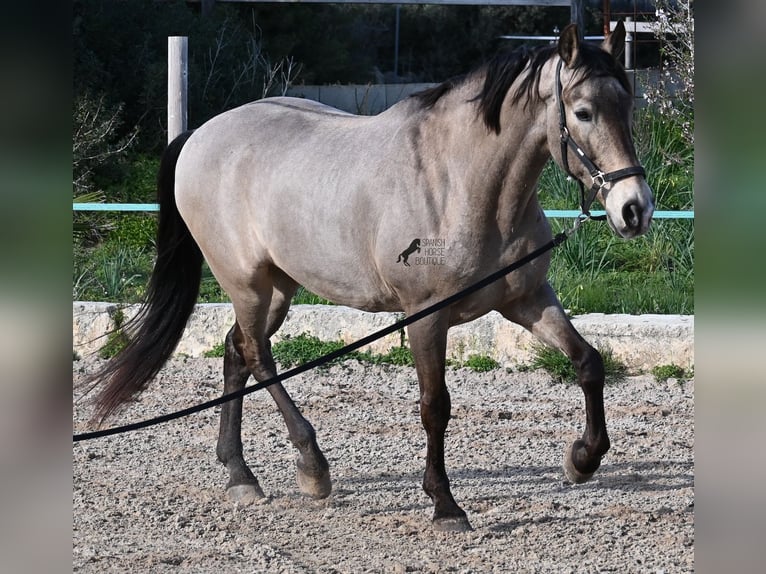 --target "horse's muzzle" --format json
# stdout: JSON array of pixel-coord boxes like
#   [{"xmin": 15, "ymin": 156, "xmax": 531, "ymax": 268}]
[
  {"xmin": 604, "ymin": 178, "xmax": 654, "ymax": 239},
  {"xmin": 608, "ymin": 200, "xmax": 653, "ymax": 238}
]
